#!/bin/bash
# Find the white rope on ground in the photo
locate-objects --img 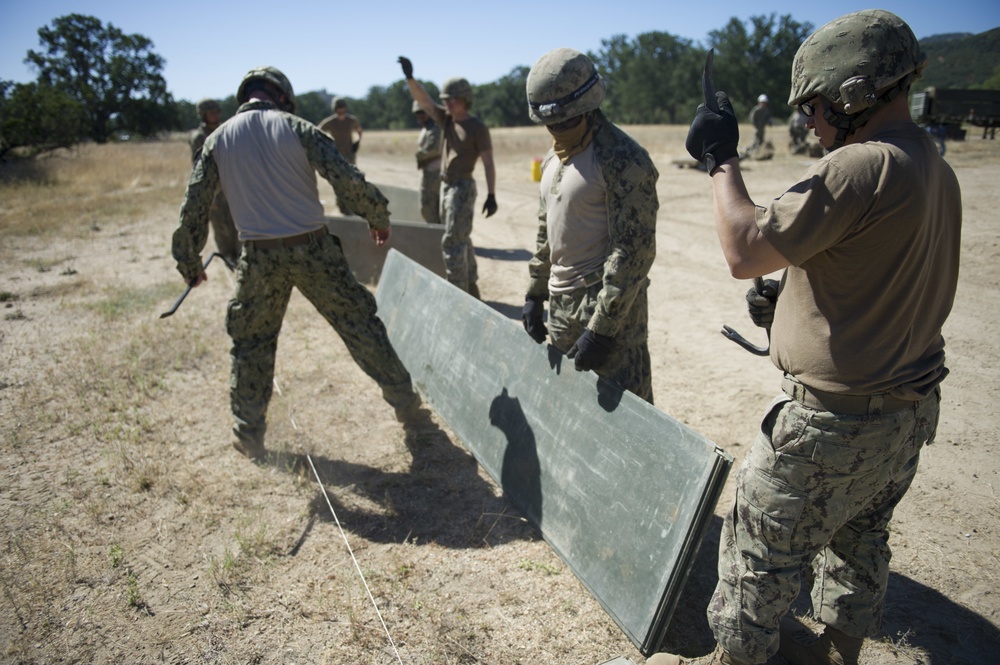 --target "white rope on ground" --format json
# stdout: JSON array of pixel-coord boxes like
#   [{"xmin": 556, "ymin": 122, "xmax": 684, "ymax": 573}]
[{"xmin": 271, "ymin": 365, "xmax": 404, "ymax": 665}]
